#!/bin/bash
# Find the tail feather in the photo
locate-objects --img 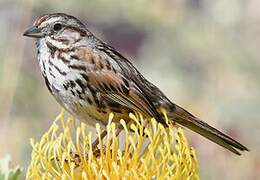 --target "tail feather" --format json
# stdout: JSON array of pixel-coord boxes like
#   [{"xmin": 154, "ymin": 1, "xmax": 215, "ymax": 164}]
[{"xmin": 170, "ymin": 105, "xmax": 249, "ymax": 155}]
